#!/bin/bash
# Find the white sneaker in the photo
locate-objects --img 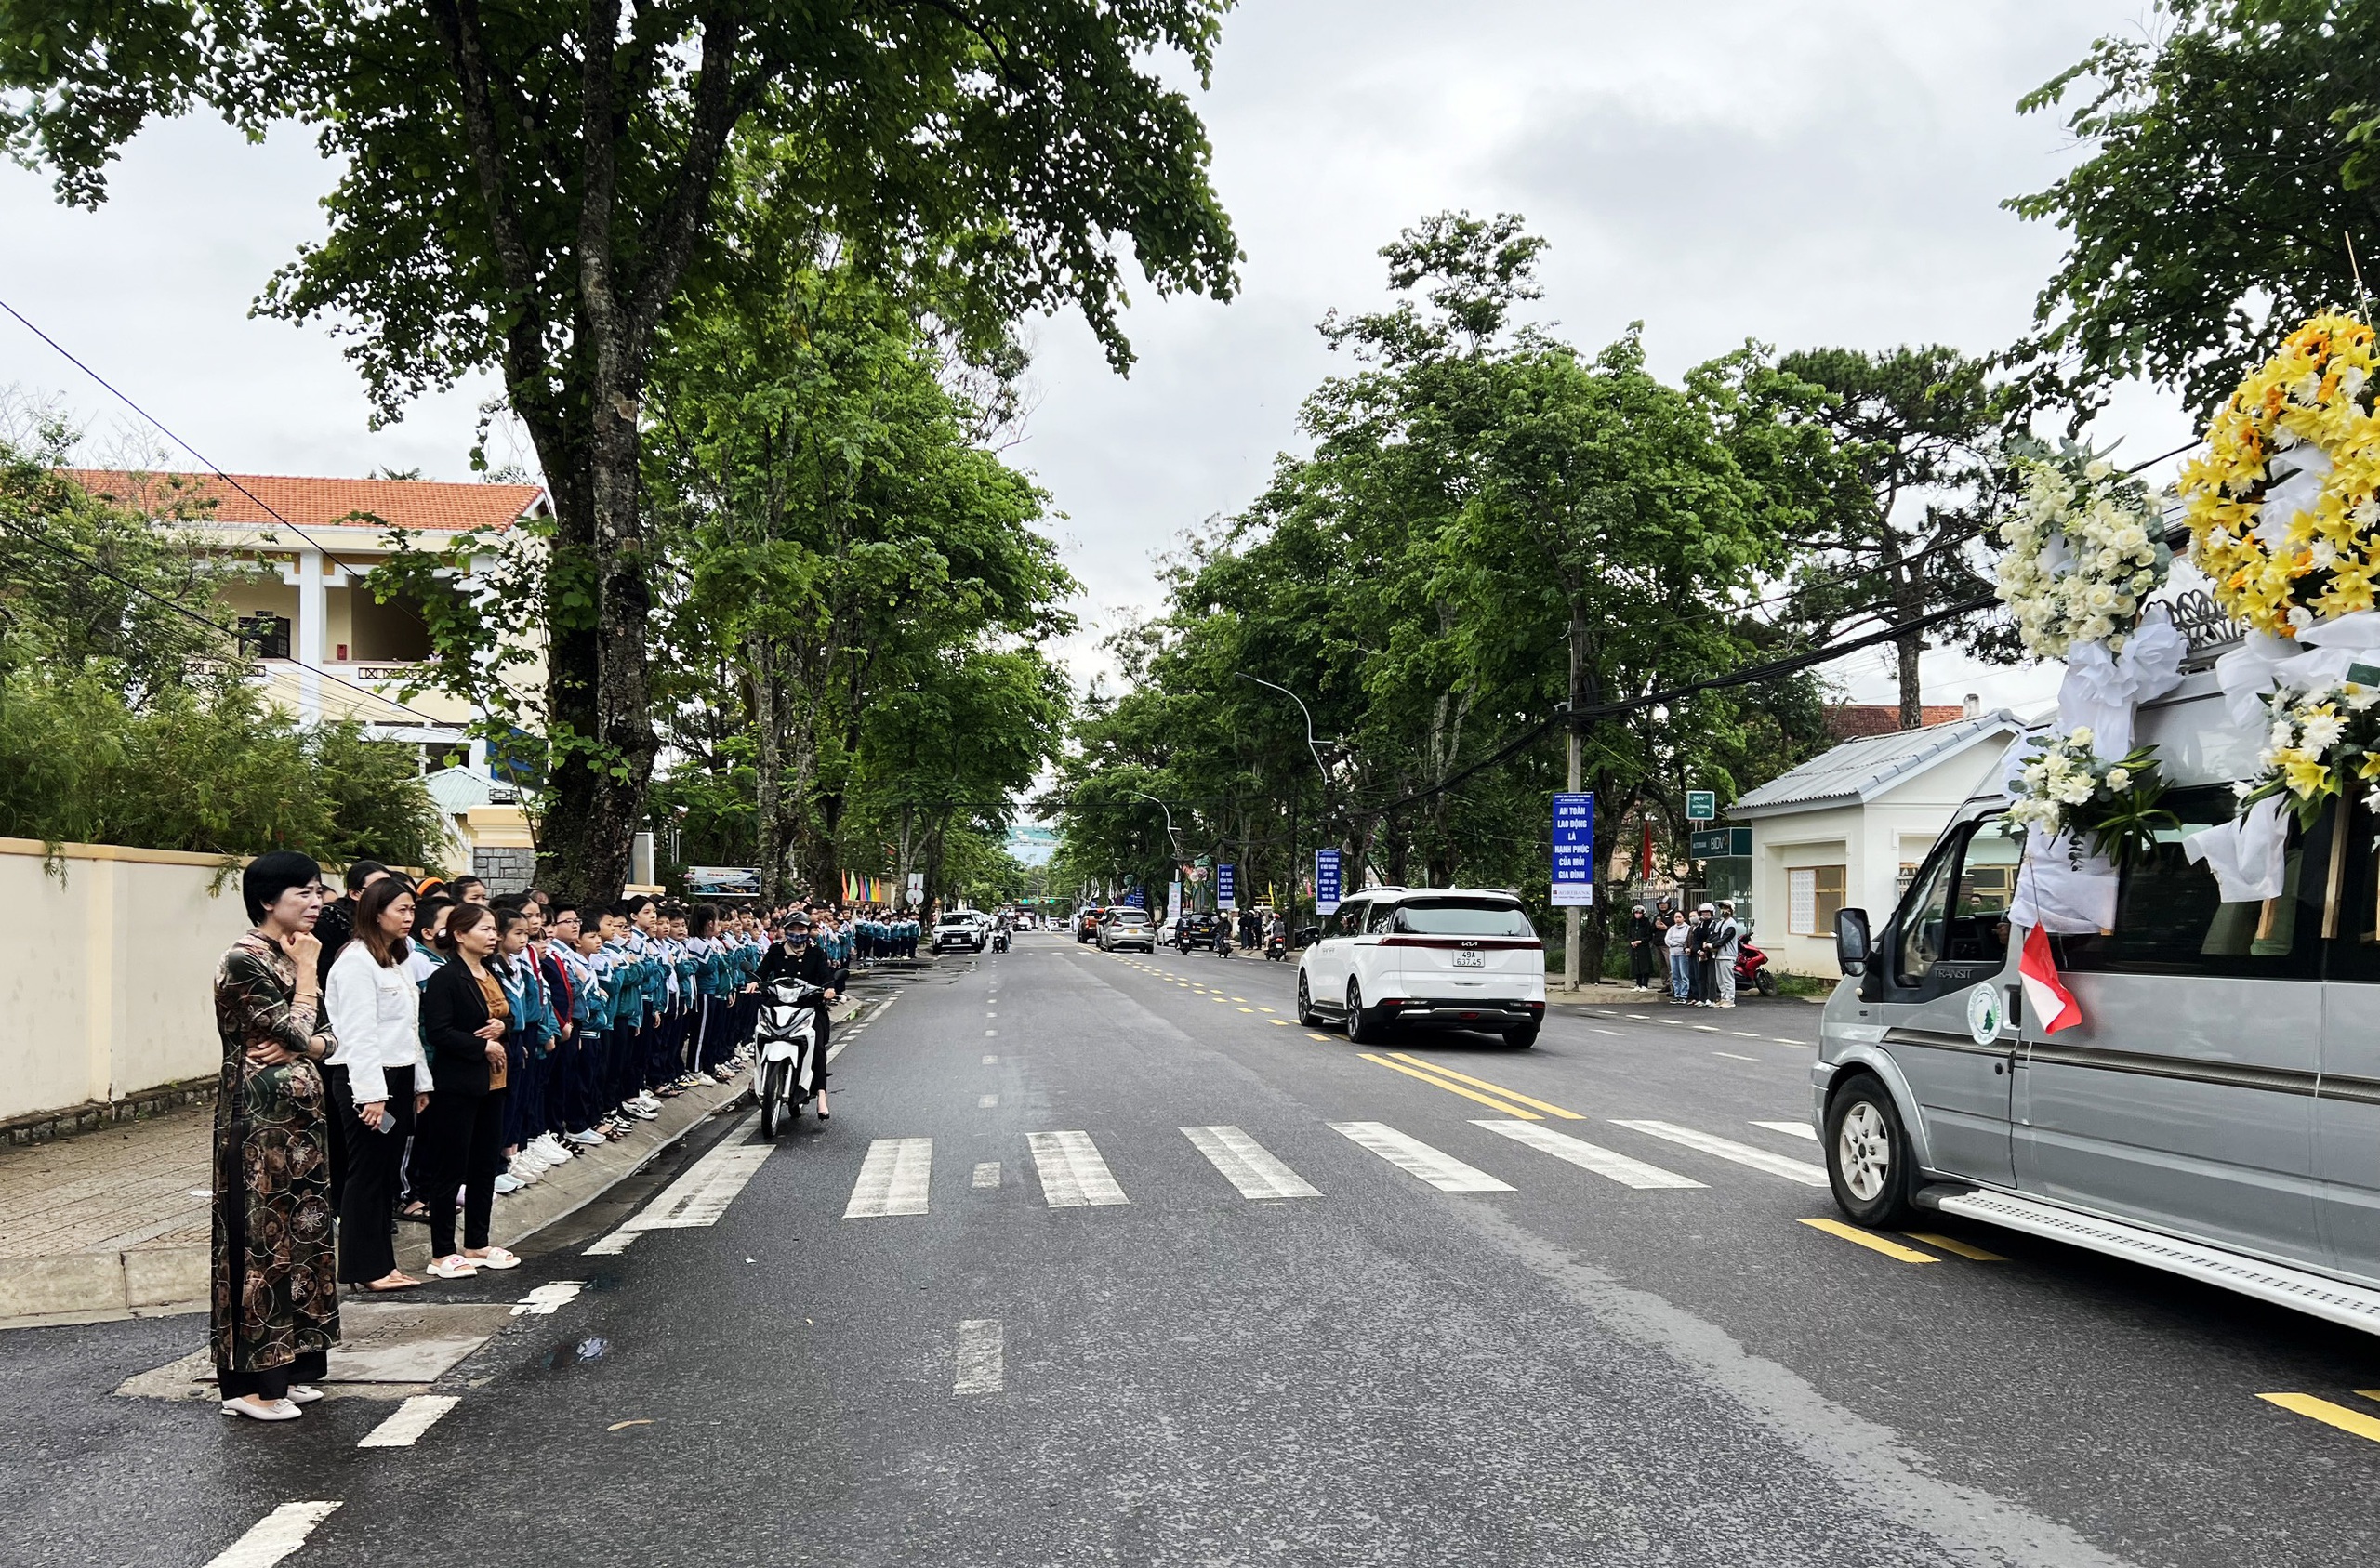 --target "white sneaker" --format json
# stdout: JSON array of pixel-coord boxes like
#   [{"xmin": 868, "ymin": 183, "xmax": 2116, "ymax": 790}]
[
  {"xmin": 532, "ymin": 1135, "xmax": 572, "ymax": 1162},
  {"xmin": 633, "ymin": 1094, "xmax": 662, "ymax": 1113},
  {"xmin": 505, "ymin": 1158, "xmax": 541, "ymax": 1184},
  {"xmin": 568, "ymin": 1127, "xmax": 607, "ymax": 1146},
  {"xmin": 494, "ymin": 1172, "xmax": 523, "ymax": 1194},
  {"xmin": 622, "ymin": 1102, "xmax": 657, "ymax": 1122}
]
